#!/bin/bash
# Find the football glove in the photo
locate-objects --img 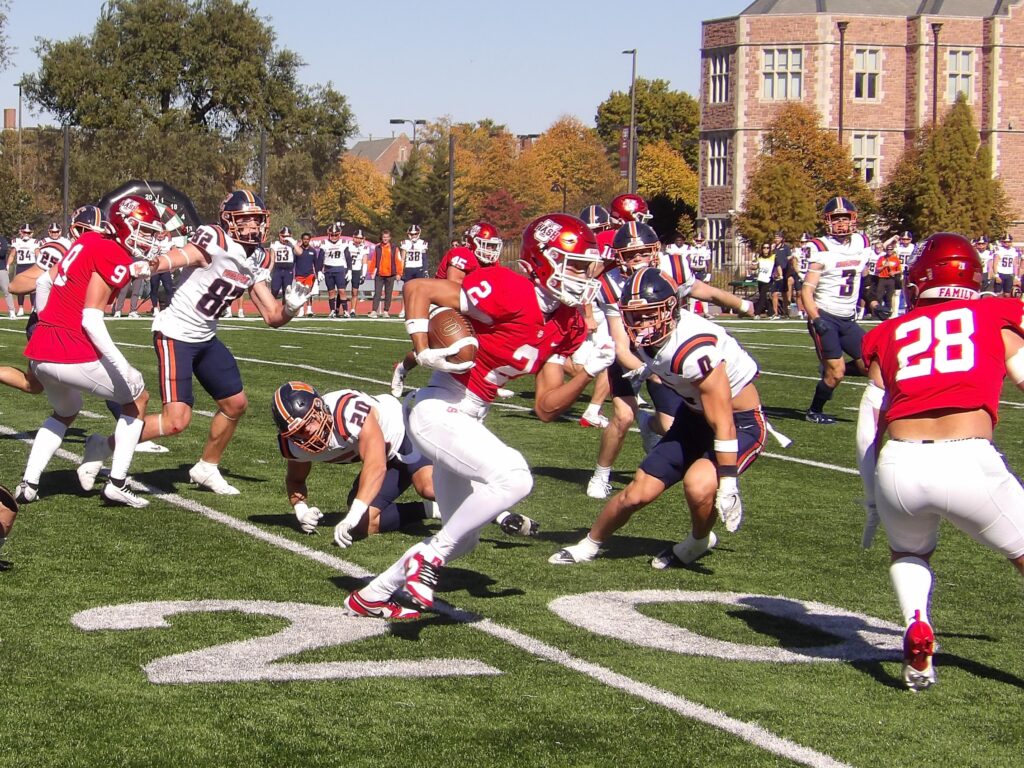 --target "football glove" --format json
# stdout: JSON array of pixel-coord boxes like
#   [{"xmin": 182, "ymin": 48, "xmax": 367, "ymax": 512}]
[
  {"xmin": 129, "ymin": 260, "xmax": 151, "ymax": 279},
  {"xmin": 415, "ymin": 343, "xmax": 475, "ymax": 373},
  {"xmin": 810, "ymin": 317, "xmax": 829, "ymax": 336},
  {"xmin": 623, "ymin": 362, "xmax": 652, "ymax": 383},
  {"xmin": 333, "ymin": 520, "xmax": 354, "ymax": 548},
  {"xmin": 574, "ymin": 341, "xmax": 615, "ymax": 377},
  {"xmin": 250, "ymin": 265, "xmax": 272, "ymax": 285},
  {"xmin": 284, "ymin": 282, "xmax": 313, "ymax": 316},
  {"xmin": 294, "ymin": 503, "xmax": 322, "ymax": 534},
  {"xmin": 715, "ymin": 476, "xmax": 743, "ymax": 533}
]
